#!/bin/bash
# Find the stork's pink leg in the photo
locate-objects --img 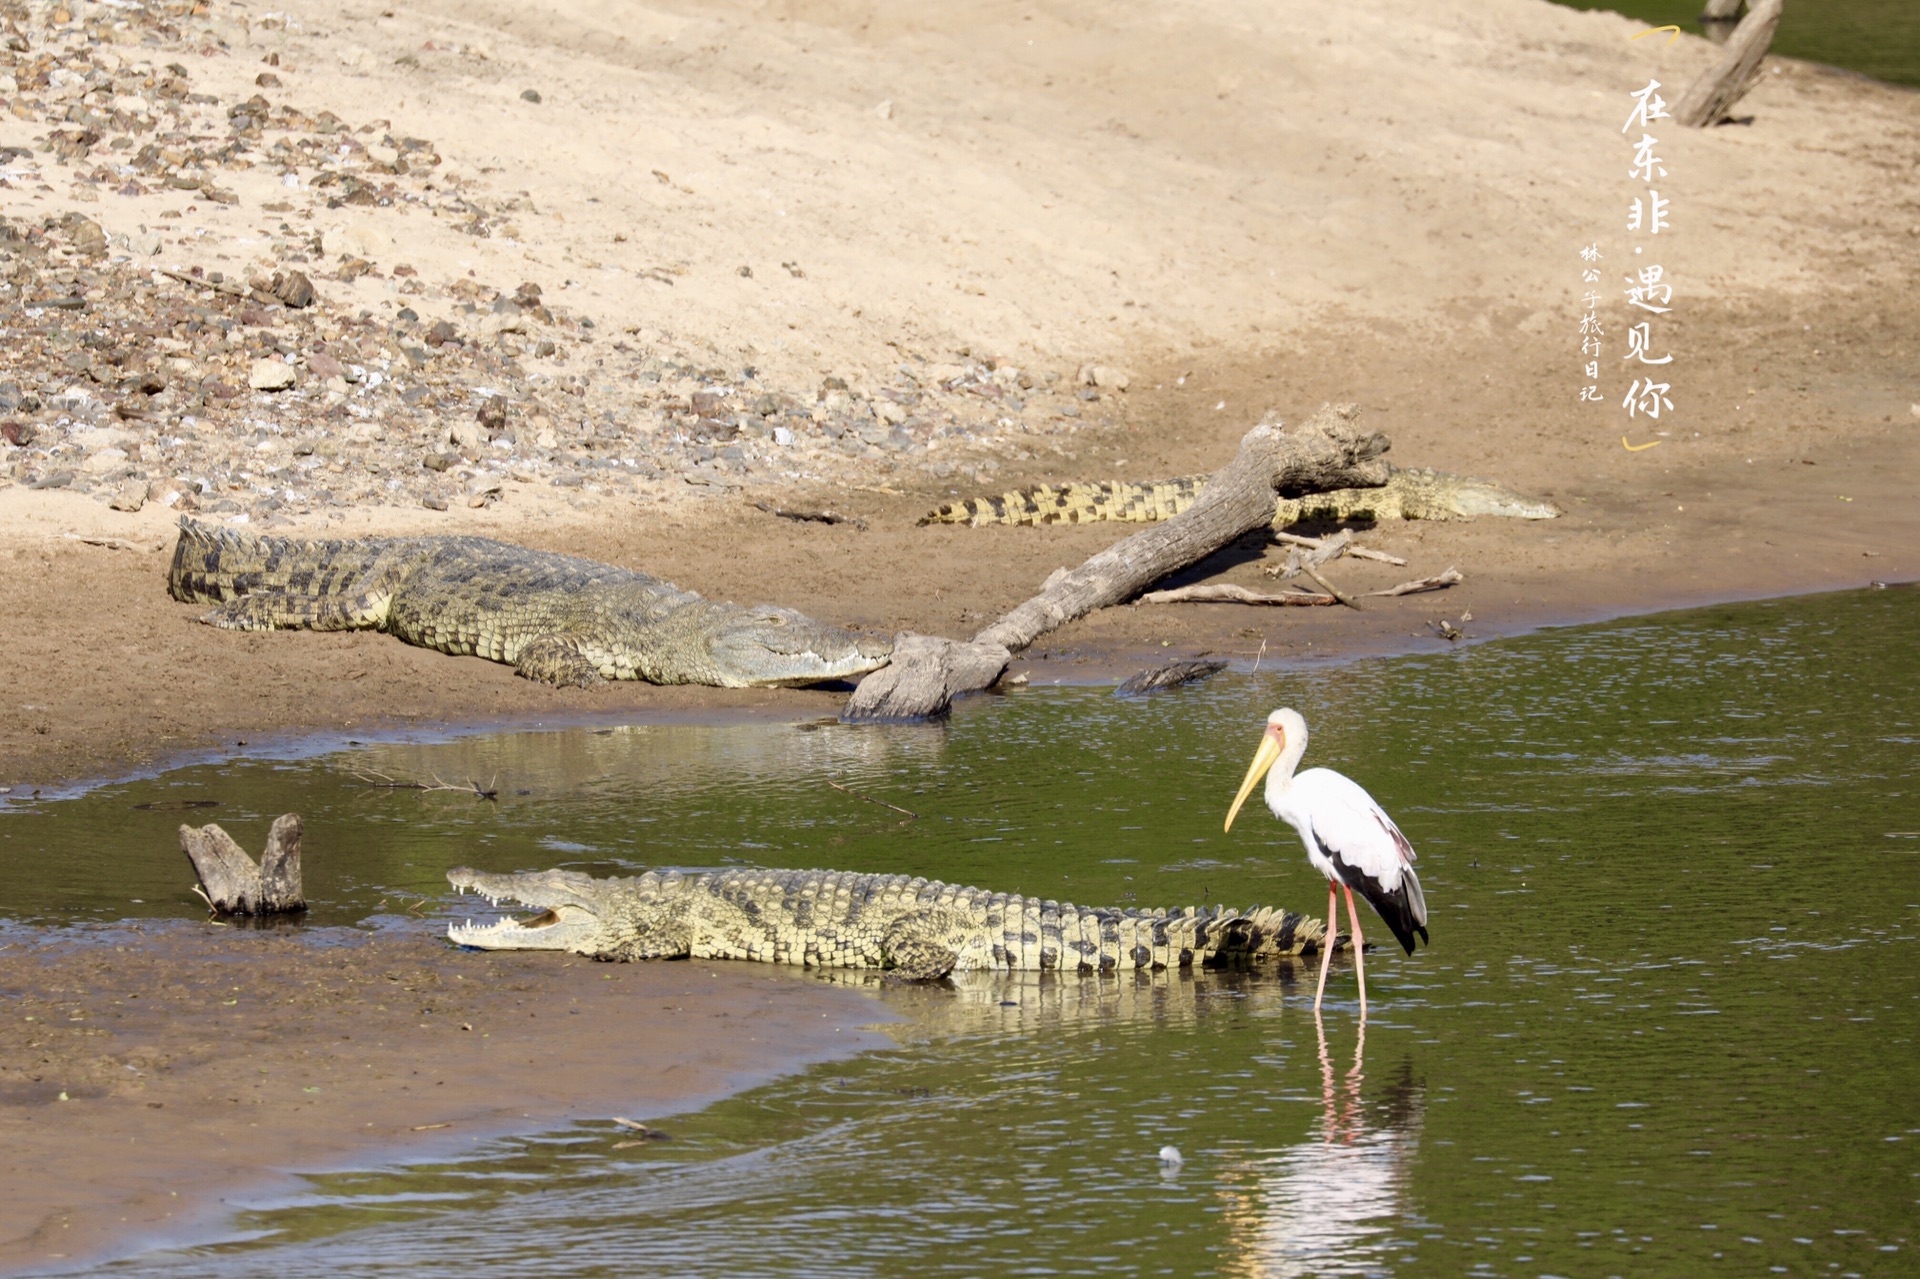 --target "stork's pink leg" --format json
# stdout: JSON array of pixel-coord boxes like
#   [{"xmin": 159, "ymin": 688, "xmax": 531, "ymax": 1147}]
[
  {"xmin": 1314, "ymin": 879, "xmax": 1338, "ymax": 1011},
  {"xmin": 1342, "ymin": 885, "xmax": 1368, "ymax": 1019}
]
